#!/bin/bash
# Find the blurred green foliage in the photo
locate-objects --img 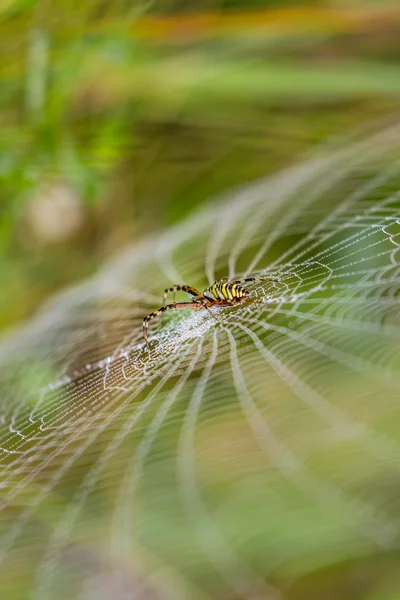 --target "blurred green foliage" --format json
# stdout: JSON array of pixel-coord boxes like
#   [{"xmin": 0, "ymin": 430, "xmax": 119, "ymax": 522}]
[
  {"xmin": 0, "ymin": 3, "xmax": 400, "ymax": 599},
  {"xmin": 0, "ymin": 0, "xmax": 399, "ymax": 329}
]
